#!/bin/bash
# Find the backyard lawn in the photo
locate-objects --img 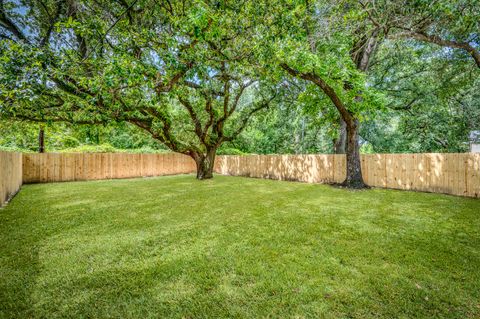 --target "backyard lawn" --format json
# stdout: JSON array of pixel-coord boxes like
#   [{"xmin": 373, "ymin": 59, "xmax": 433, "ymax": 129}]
[{"xmin": 1, "ymin": 175, "xmax": 479, "ymax": 318}]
